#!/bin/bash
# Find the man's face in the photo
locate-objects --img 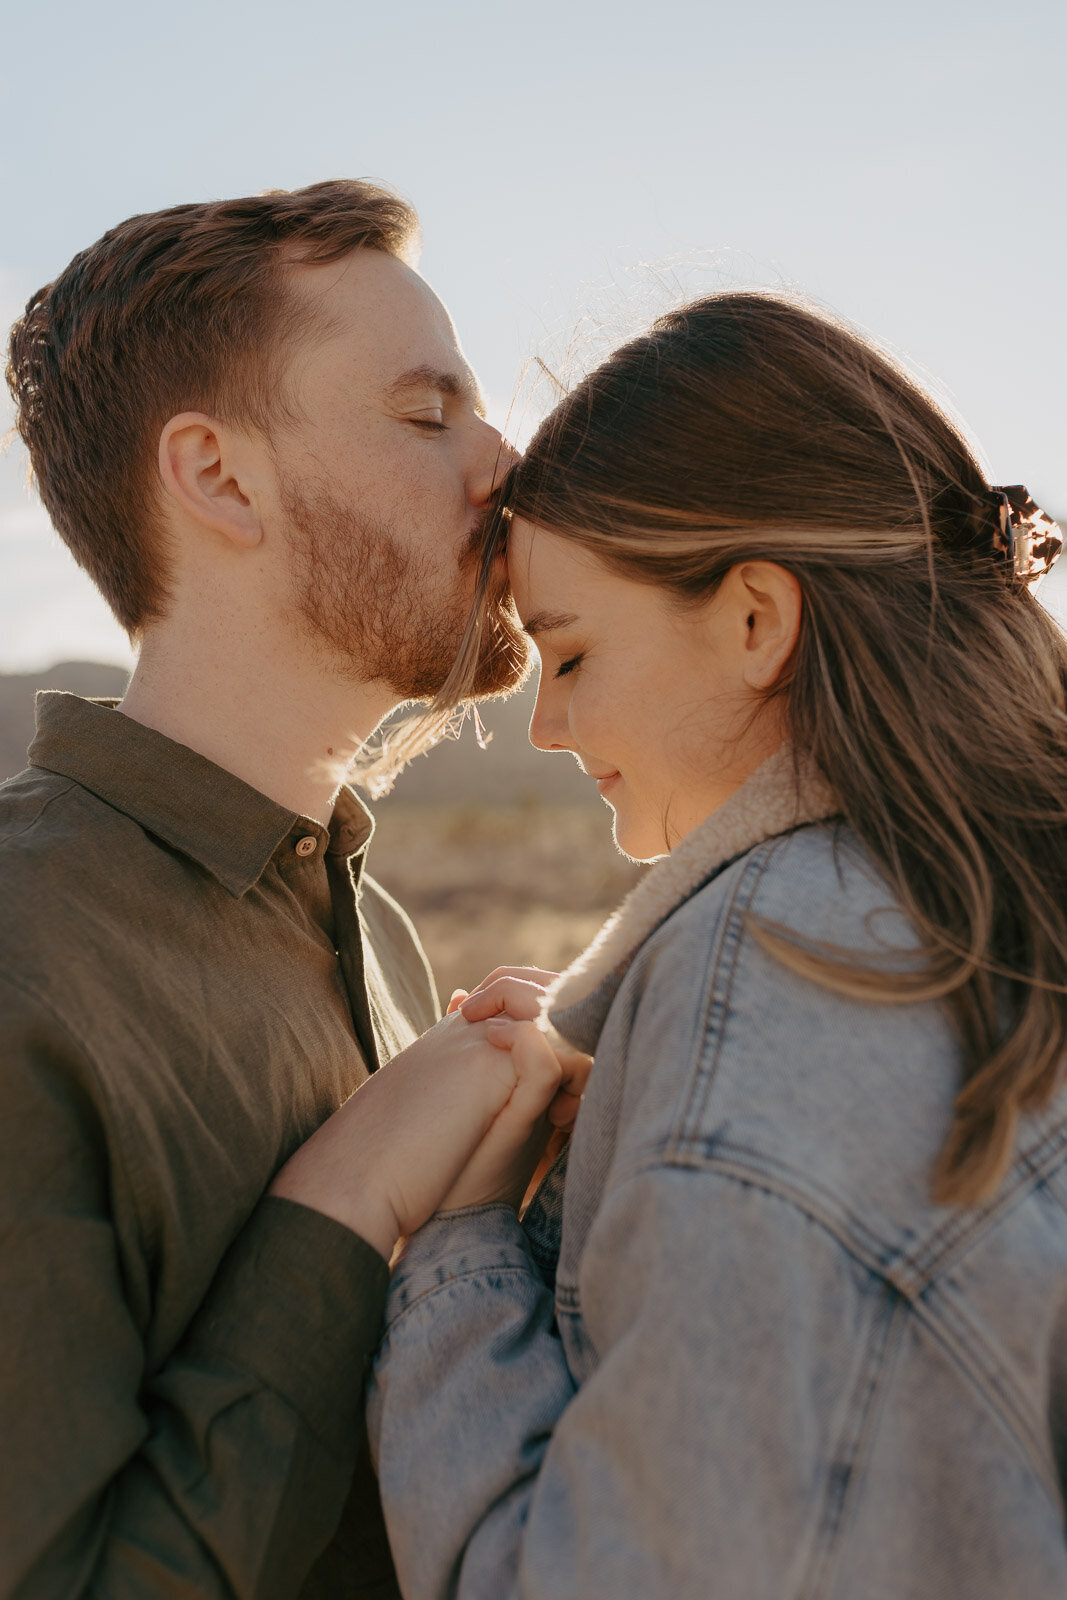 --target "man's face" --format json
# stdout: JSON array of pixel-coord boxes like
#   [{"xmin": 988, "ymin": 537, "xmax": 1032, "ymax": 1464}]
[{"xmin": 266, "ymin": 249, "xmax": 526, "ymax": 700}]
